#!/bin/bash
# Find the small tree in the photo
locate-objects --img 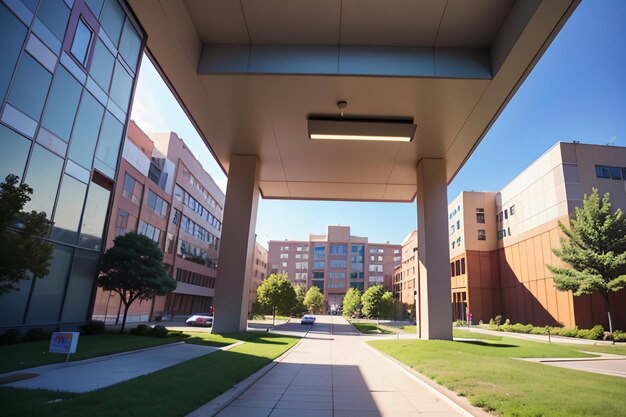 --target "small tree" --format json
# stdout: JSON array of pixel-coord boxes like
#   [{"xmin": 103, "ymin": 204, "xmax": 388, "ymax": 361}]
[
  {"xmin": 547, "ymin": 188, "xmax": 626, "ymax": 333},
  {"xmin": 380, "ymin": 291, "xmax": 394, "ymax": 320},
  {"xmin": 361, "ymin": 284, "xmax": 393, "ymax": 320},
  {"xmin": 292, "ymin": 284, "xmax": 308, "ymax": 316},
  {"xmin": 256, "ymin": 274, "xmax": 296, "ymax": 326},
  {"xmin": 342, "ymin": 287, "xmax": 361, "ymax": 318},
  {"xmin": 0, "ymin": 174, "xmax": 53, "ymax": 294},
  {"xmin": 99, "ymin": 233, "xmax": 176, "ymax": 333},
  {"xmin": 304, "ymin": 285, "xmax": 325, "ymax": 314}
]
